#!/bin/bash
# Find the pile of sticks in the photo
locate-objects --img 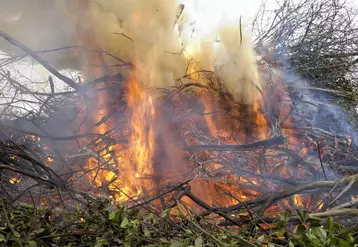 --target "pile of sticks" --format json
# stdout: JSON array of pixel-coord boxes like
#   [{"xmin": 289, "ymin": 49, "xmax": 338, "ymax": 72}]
[{"xmin": 0, "ymin": 31, "xmax": 357, "ymax": 230}]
